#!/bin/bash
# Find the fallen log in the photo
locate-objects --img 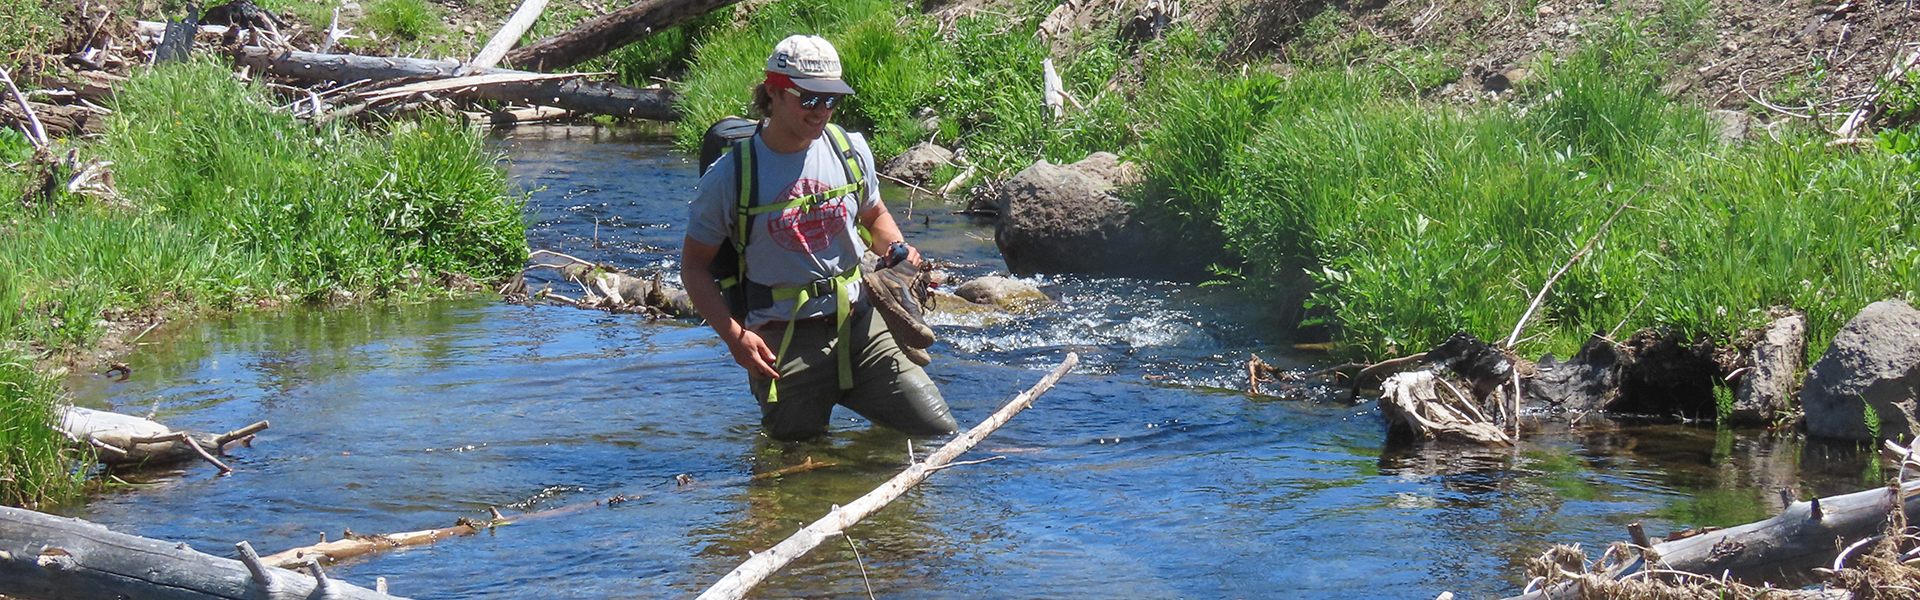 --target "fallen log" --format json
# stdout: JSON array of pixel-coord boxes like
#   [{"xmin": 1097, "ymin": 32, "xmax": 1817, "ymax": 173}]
[
  {"xmin": 58, "ymin": 406, "xmax": 268, "ymax": 471},
  {"xmin": 1649, "ymin": 473, "xmax": 1920, "ymax": 582},
  {"xmin": 230, "ymin": 46, "xmax": 680, "ymax": 121},
  {"xmin": 260, "ymin": 456, "xmax": 835, "ymax": 567},
  {"xmin": 0, "ymin": 505, "xmax": 408, "ymax": 600},
  {"xmin": 696, "ymin": 353, "xmax": 1078, "ymax": 600},
  {"xmin": 1495, "ymin": 448, "xmax": 1920, "ymax": 599},
  {"xmin": 502, "ymin": 0, "xmax": 744, "ymax": 72},
  {"xmin": 0, "ymin": 100, "xmax": 106, "ymax": 139}
]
